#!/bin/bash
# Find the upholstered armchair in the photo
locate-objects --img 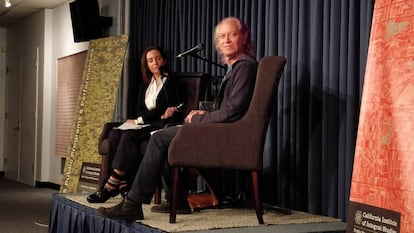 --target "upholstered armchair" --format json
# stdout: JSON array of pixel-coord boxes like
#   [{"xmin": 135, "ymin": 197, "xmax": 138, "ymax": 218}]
[
  {"xmin": 168, "ymin": 56, "xmax": 287, "ymax": 224},
  {"xmin": 97, "ymin": 72, "xmax": 209, "ymax": 203}
]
